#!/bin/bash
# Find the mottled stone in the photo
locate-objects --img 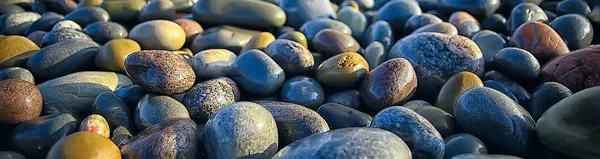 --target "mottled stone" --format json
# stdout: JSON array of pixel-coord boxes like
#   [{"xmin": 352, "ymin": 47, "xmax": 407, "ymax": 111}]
[
  {"xmin": 0, "ymin": 67, "xmax": 34, "ymax": 83},
  {"xmin": 84, "ymin": 21, "xmax": 127, "ymax": 44},
  {"xmin": 360, "ymin": 58, "xmax": 416, "ymax": 111},
  {"xmin": 448, "ymin": 11, "xmax": 480, "ymax": 38},
  {"xmin": 273, "ymin": 128, "xmax": 411, "ymax": 159},
  {"xmin": 280, "ymin": 76, "xmax": 325, "ymax": 109},
  {"xmin": 121, "ymin": 118, "xmax": 200, "ymax": 158},
  {"xmin": 312, "ymin": 29, "xmax": 360, "ymax": 57},
  {"xmin": 230, "ymin": 50, "xmax": 285, "ymax": 97},
  {"xmin": 325, "ymin": 89, "xmax": 360, "ymax": 110},
  {"xmin": 27, "ymin": 39, "xmax": 98, "ymax": 81},
  {"xmin": 0, "ymin": 12, "xmax": 40, "ymax": 35},
  {"xmin": 510, "ymin": 21, "xmax": 569, "ymax": 64},
  {"xmin": 42, "ymin": 28, "xmax": 92, "ymax": 46},
  {"xmin": 529, "ymin": 82, "xmax": 572, "ymax": 121},
  {"xmin": 472, "ymin": 30, "xmax": 507, "ymax": 69},
  {"xmin": 550, "ymin": 14, "xmax": 594, "ymax": 50},
  {"xmin": 79, "ymin": 114, "xmax": 110, "ymax": 138},
  {"xmin": 191, "ymin": 25, "xmax": 260, "ymax": 53},
  {"xmin": 444, "ymin": 133, "xmax": 488, "ymax": 159},
  {"xmin": 125, "ymin": 50, "xmax": 195, "ymax": 95},
  {"xmin": 0, "ymin": 36, "xmax": 39, "ymax": 68},
  {"xmin": 493, "ymin": 47, "xmax": 540, "ymax": 81},
  {"xmin": 8, "ymin": 113, "xmax": 77, "ymax": 158},
  {"xmin": 375, "ymin": 0, "xmax": 422, "ymax": 37},
  {"xmin": 139, "ymin": 0, "xmax": 176, "ymax": 22},
  {"xmin": 279, "ymin": 0, "xmax": 336, "ymax": 29},
  {"xmin": 317, "ymin": 52, "xmax": 368, "ymax": 89},
  {"xmin": 265, "ymin": 39, "xmax": 314, "ymax": 75},
  {"xmin": 0, "ymin": 79, "xmax": 42, "ymax": 128},
  {"xmin": 540, "ymin": 45, "xmax": 600, "ymax": 92},
  {"xmin": 508, "ymin": 3, "xmax": 548, "ymax": 34},
  {"xmin": 47, "ymin": 131, "xmax": 120, "ymax": 159},
  {"xmin": 95, "ymin": 39, "xmax": 141, "ymax": 72},
  {"xmin": 183, "ymin": 77, "xmax": 238, "ymax": 123},
  {"xmin": 404, "ymin": 13, "xmax": 443, "ymax": 35},
  {"xmin": 129, "ymin": 20, "xmax": 186, "ymax": 51},
  {"xmin": 370, "ymin": 106, "xmax": 445, "ymax": 159},
  {"xmin": 64, "ymin": 6, "xmax": 110, "ymax": 27},
  {"xmin": 91, "ymin": 92, "xmax": 134, "ymax": 133},
  {"xmin": 412, "ymin": 22, "xmax": 458, "ymax": 35},
  {"xmin": 110, "ymin": 126, "xmax": 132, "ymax": 148},
  {"xmin": 52, "ymin": 20, "xmax": 81, "ymax": 31},
  {"xmin": 193, "ymin": 0, "xmax": 285, "ymax": 29},
  {"xmin": 317, "ymin": 102, "xmax": 371, "ymax": 129}
]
